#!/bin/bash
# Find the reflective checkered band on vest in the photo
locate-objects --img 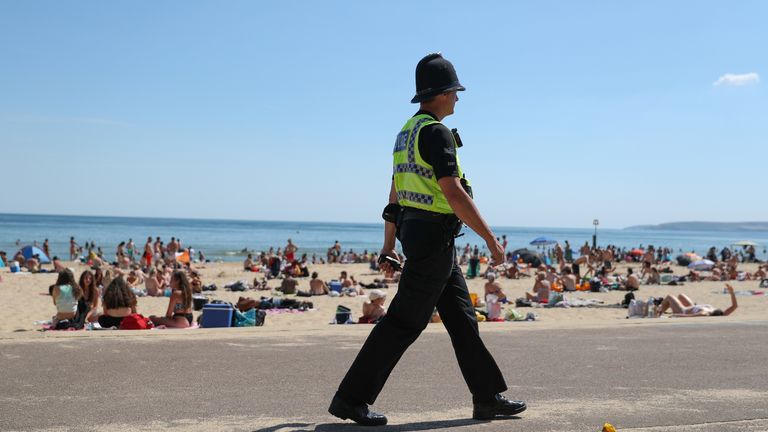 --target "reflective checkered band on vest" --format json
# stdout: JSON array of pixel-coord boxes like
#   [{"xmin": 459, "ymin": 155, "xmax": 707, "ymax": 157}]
[
  {"xmin": 393, "ymin": 162, "xmax": 434, "ymax": 179},
  {"xmin": 393, "ymin": 130, "xmax": 408, "ymax": 153},
  {"xmin": 397, "ymin": 190, "xmax": 433, "ymax": 205},
  {"xmin": 406, "ymin": 118, "xmax": 432, "ymax": 163}
]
